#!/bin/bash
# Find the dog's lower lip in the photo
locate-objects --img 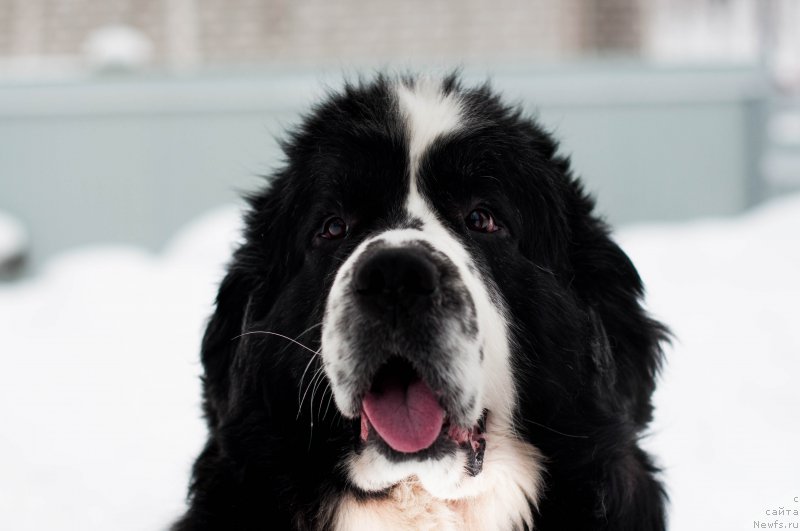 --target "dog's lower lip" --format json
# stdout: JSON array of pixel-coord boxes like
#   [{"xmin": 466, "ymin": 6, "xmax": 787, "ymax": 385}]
[{"xmin": 359, "ymin": 410, "xmax": 489, "ymax": 464}]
